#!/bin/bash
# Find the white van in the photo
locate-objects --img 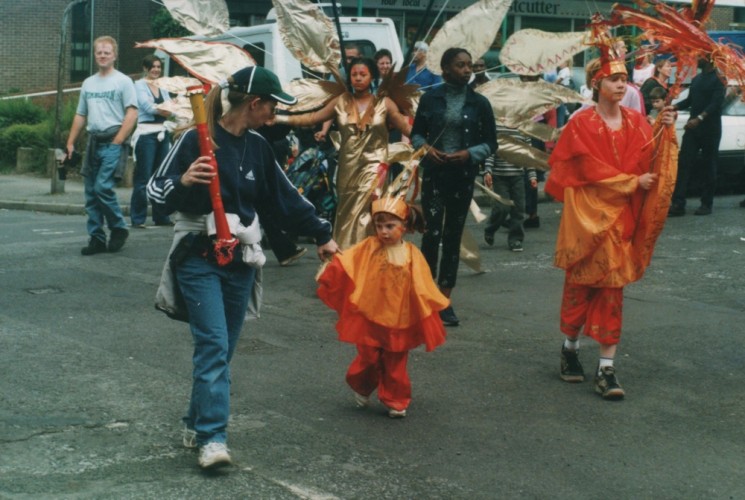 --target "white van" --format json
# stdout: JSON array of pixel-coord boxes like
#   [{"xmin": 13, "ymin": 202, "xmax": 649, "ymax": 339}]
[{"xmin": 161, "ymin": 9, "xmax": 404, "ymax": 85}]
